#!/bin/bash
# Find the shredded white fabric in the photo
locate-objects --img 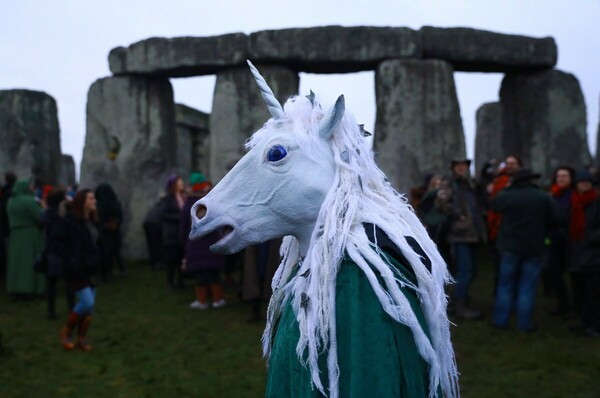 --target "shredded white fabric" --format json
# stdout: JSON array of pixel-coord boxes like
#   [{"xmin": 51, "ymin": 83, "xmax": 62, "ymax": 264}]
[{"xmin": 248, "ymin": 95, "xmax": 459, "ymax": 398}]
